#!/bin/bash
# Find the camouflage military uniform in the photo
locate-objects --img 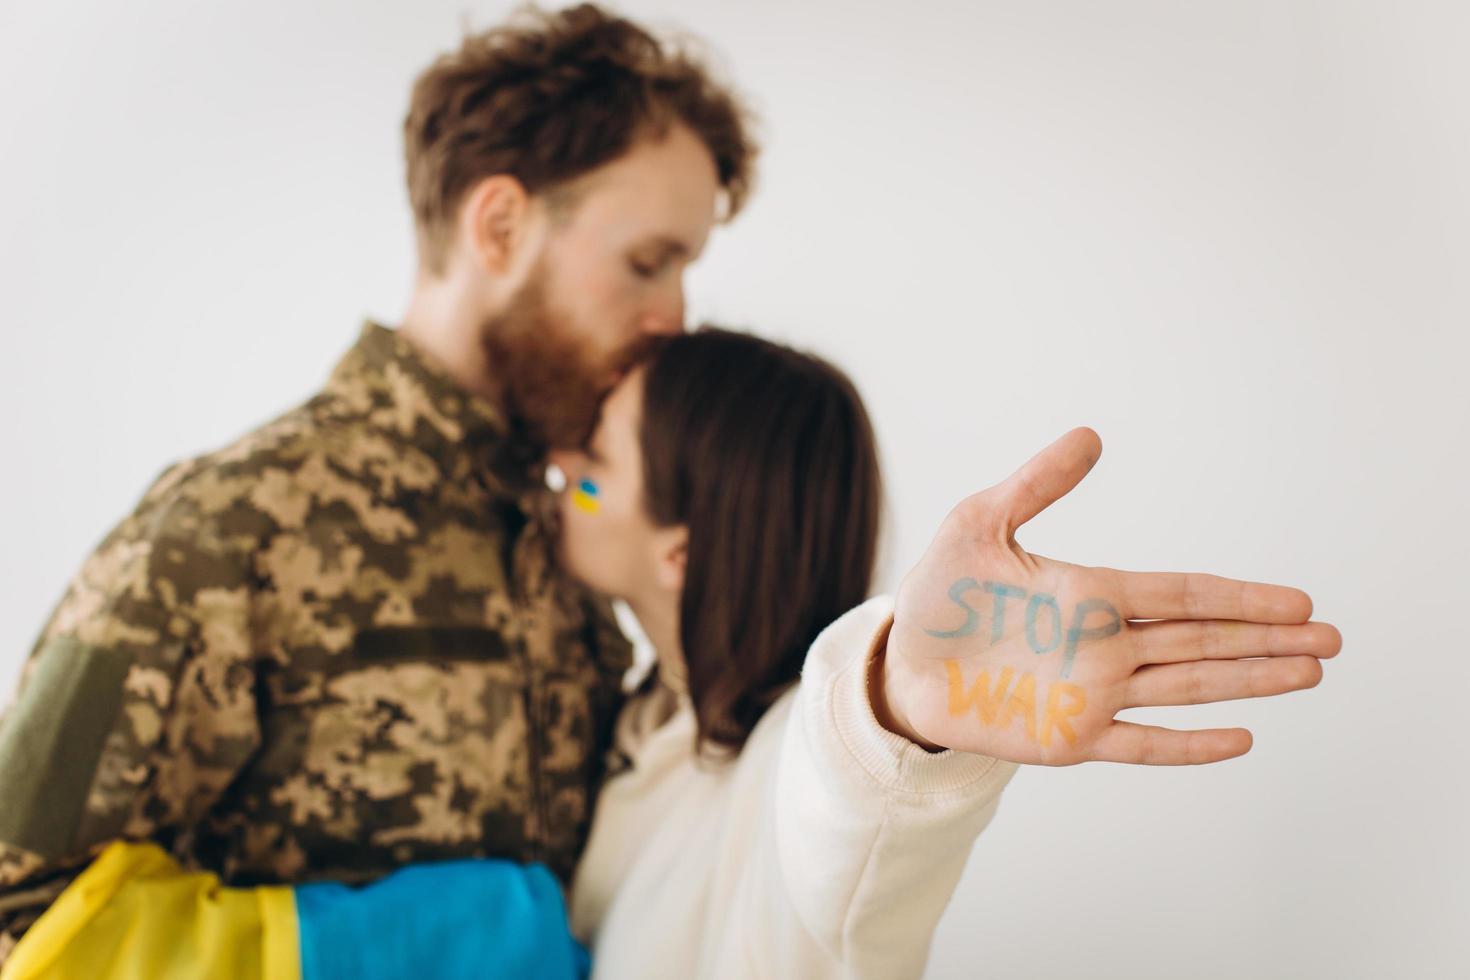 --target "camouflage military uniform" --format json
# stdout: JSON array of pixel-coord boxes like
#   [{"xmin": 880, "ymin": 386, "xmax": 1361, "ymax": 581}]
[{"xmin": 0, "ymin": 322, "xmax": 631, "ymax": 962}]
